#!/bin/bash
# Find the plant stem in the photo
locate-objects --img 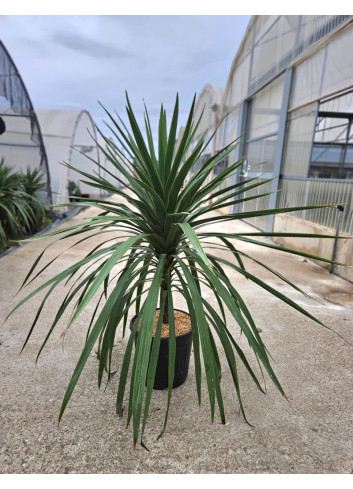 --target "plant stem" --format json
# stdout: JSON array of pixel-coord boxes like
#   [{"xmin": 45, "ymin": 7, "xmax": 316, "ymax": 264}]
[
  {"xmin": 161, "ymin": 259, "xmax": 171, "ymax": 324},
  {"xmin": 163, "ymin": 291, "xmax": 169, "ymax": 324}
]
